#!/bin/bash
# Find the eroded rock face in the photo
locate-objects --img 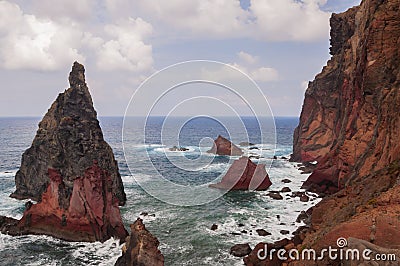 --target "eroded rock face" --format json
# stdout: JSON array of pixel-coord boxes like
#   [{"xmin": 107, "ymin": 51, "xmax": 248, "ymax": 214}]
[
  {"xmin": 11, "ymin": 62, "xmax": 126, "ymax": 206},
  {"xmin": 7, "ymin": 162, "xmax": 128, "ymax": 241},
  {"xmin": 3, "ymin": 62, "xmax": 128, "ymax": 242},
  {"xmin": 207, "ymin": 135, "xmax": 243, "ymax": 156},
  {"xmin": 115, "ymin": 218, "xmax": 164, "ymax": 266},
  {"xmin": 292, "ymin": 0, "xmax": 400, "ymax": 194},
  {"xmin": 209, "ymin": 156, "xmax": 272, "ymax": 191}
]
